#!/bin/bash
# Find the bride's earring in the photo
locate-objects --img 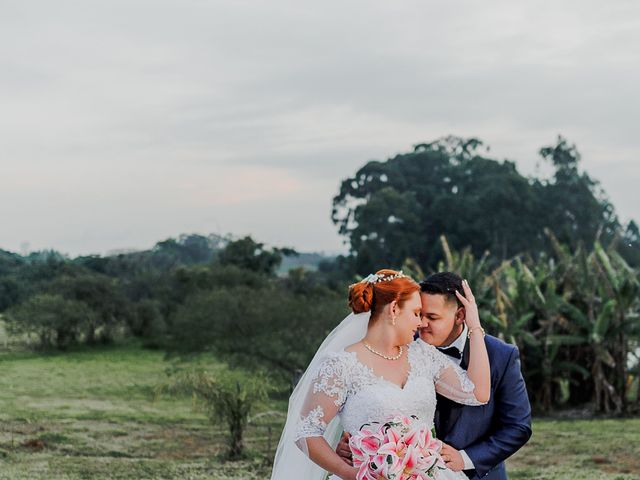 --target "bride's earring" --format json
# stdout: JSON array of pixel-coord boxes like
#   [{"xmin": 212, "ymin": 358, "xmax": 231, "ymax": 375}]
[{"xmin": 392, "ymin": 316, "xmax": 397, "ymax": 326}]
